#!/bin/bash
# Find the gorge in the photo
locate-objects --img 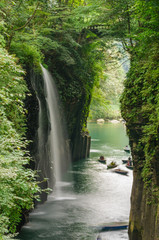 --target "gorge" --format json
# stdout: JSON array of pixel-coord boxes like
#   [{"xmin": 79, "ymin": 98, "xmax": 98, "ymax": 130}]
[
  {"xmin": 19, "ymin": 122, "xmax": 133, "ymax": 240},
  {"xmin": 0, "ymin": 0, "xmax": 159, "ymax": 240}
]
